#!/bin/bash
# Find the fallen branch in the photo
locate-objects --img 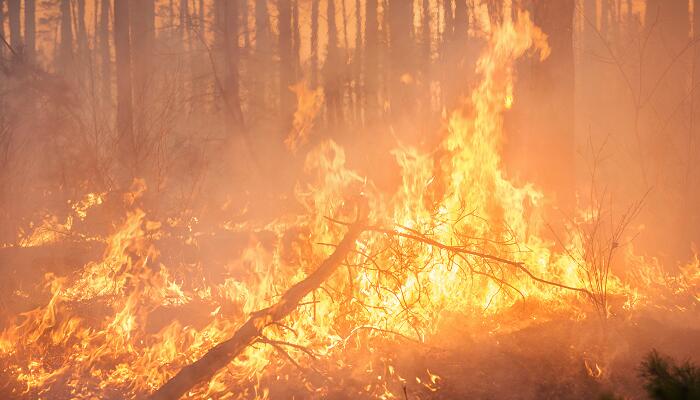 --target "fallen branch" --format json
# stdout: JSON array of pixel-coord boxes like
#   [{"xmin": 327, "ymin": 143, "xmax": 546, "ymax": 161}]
[{"xmin": 149, "ymin": 222, "xmax": 364, "ymax": 400}]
